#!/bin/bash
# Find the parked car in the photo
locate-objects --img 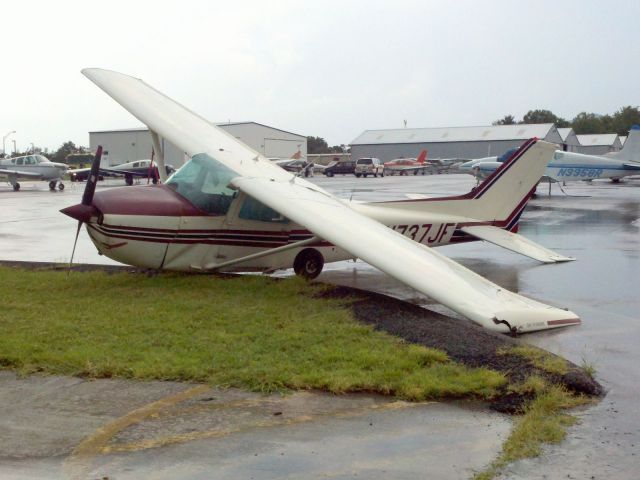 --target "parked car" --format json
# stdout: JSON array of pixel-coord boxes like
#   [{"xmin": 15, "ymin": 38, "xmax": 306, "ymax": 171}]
[
  {"xmin": 323, "ymin": 160, "xmax": 356, "ymax": 177},
  {"xmin": 355, "ymin": 157, "xmax": 384, "ymax": 178}
]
